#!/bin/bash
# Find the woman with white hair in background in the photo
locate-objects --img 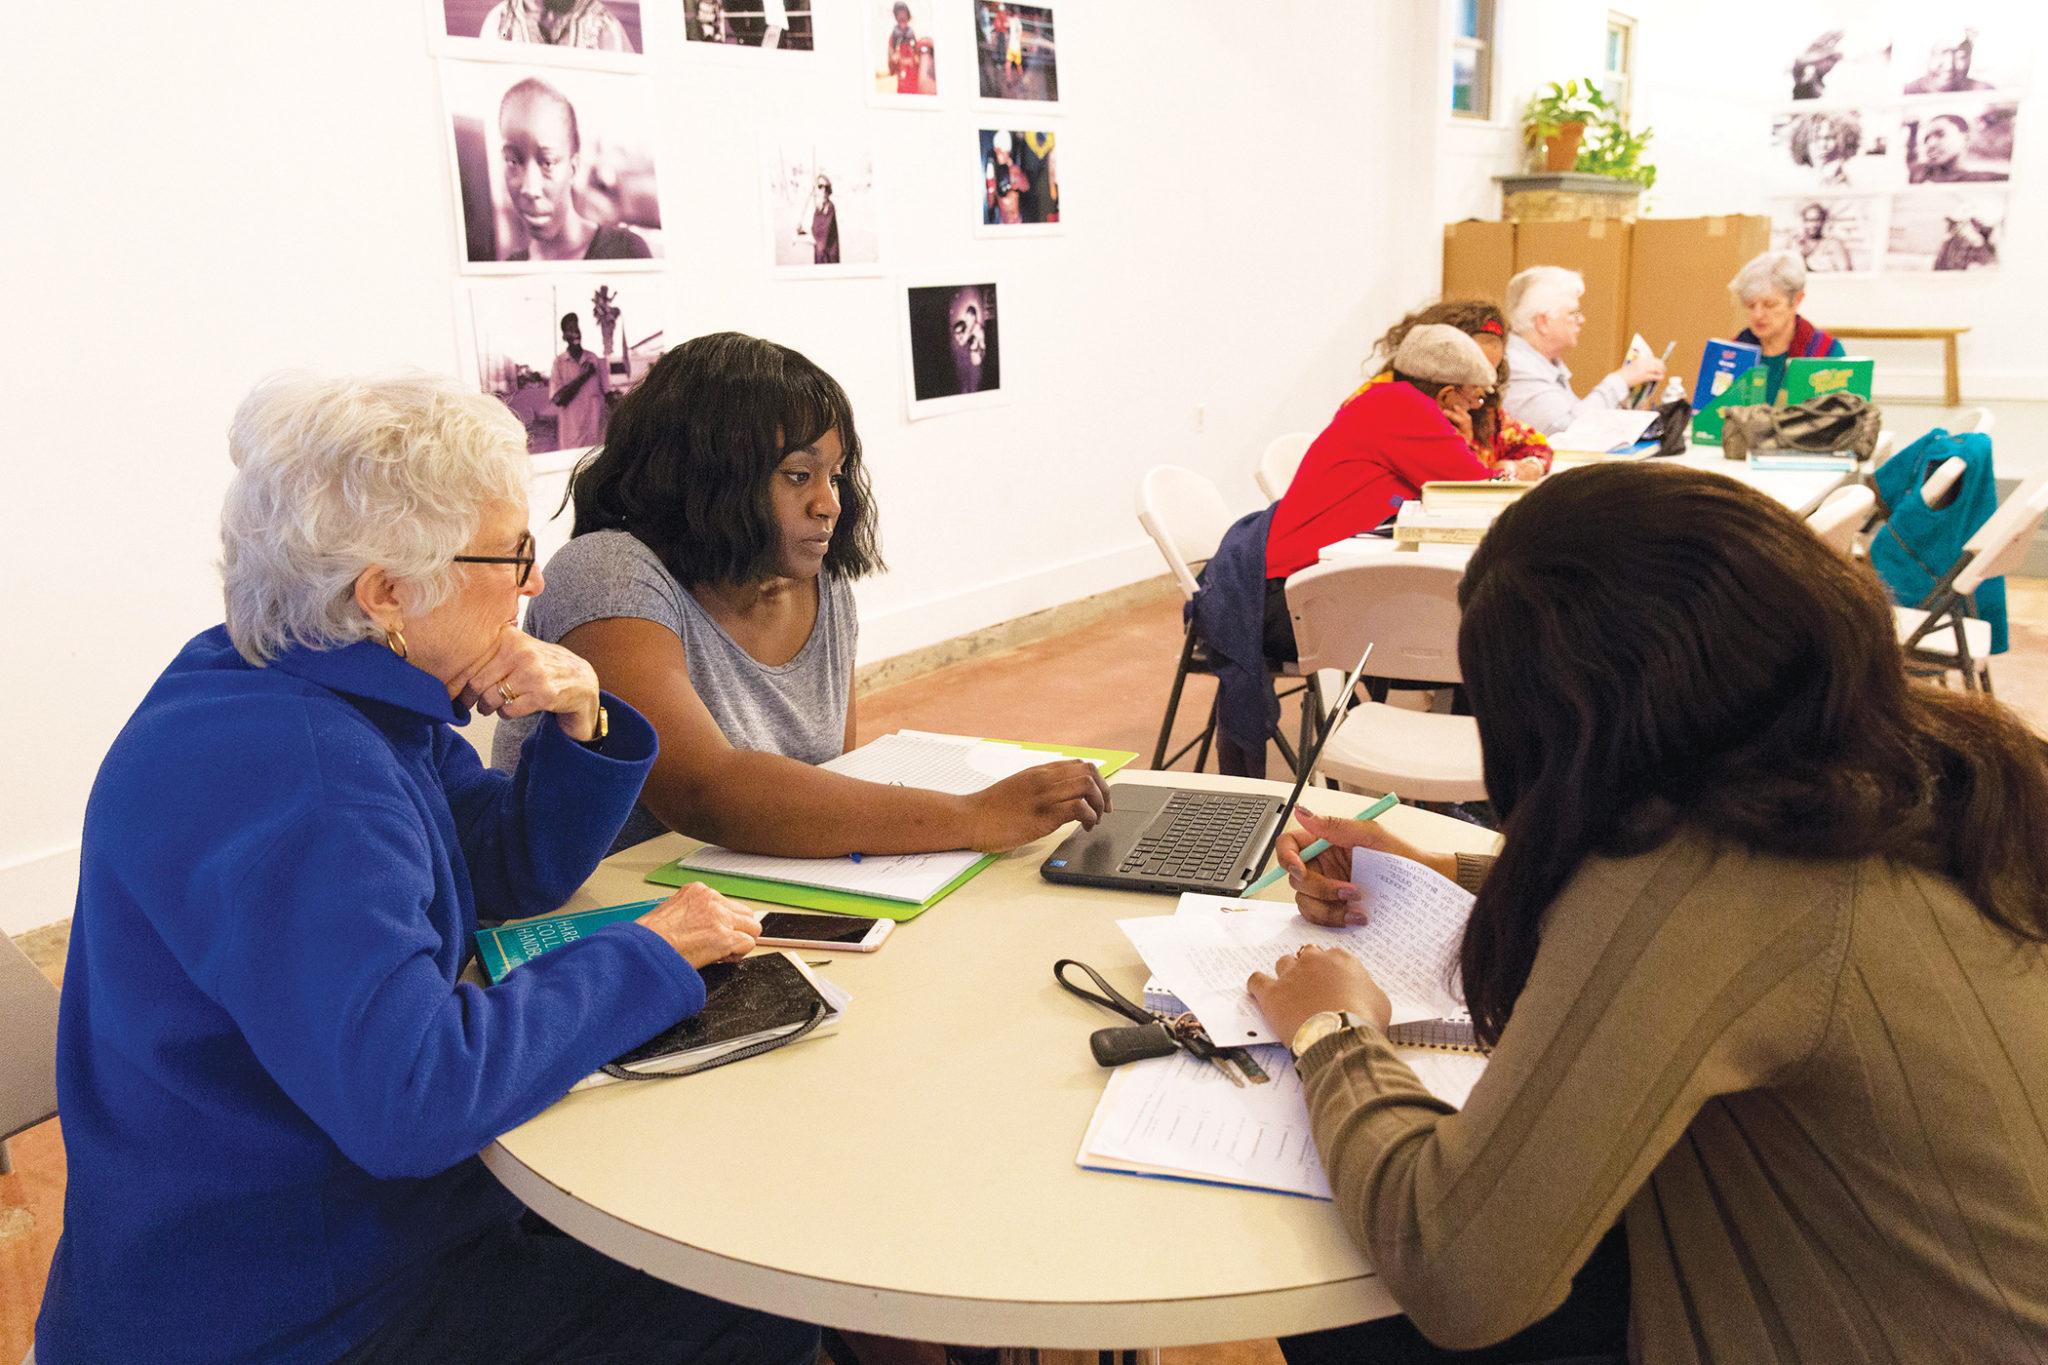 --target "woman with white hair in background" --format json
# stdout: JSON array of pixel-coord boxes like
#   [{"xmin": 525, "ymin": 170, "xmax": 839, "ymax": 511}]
[
  {"xmin": 1501, "ymin": 265, "xmax": 1667, "ymax": 436},
  {"xmin": 1729, "ymin": 249, "xmax": 1845, "ymax": 403},
  {"xmin": 36, "ymin": 373, "xmax": 817, "ymax": 1365}
]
